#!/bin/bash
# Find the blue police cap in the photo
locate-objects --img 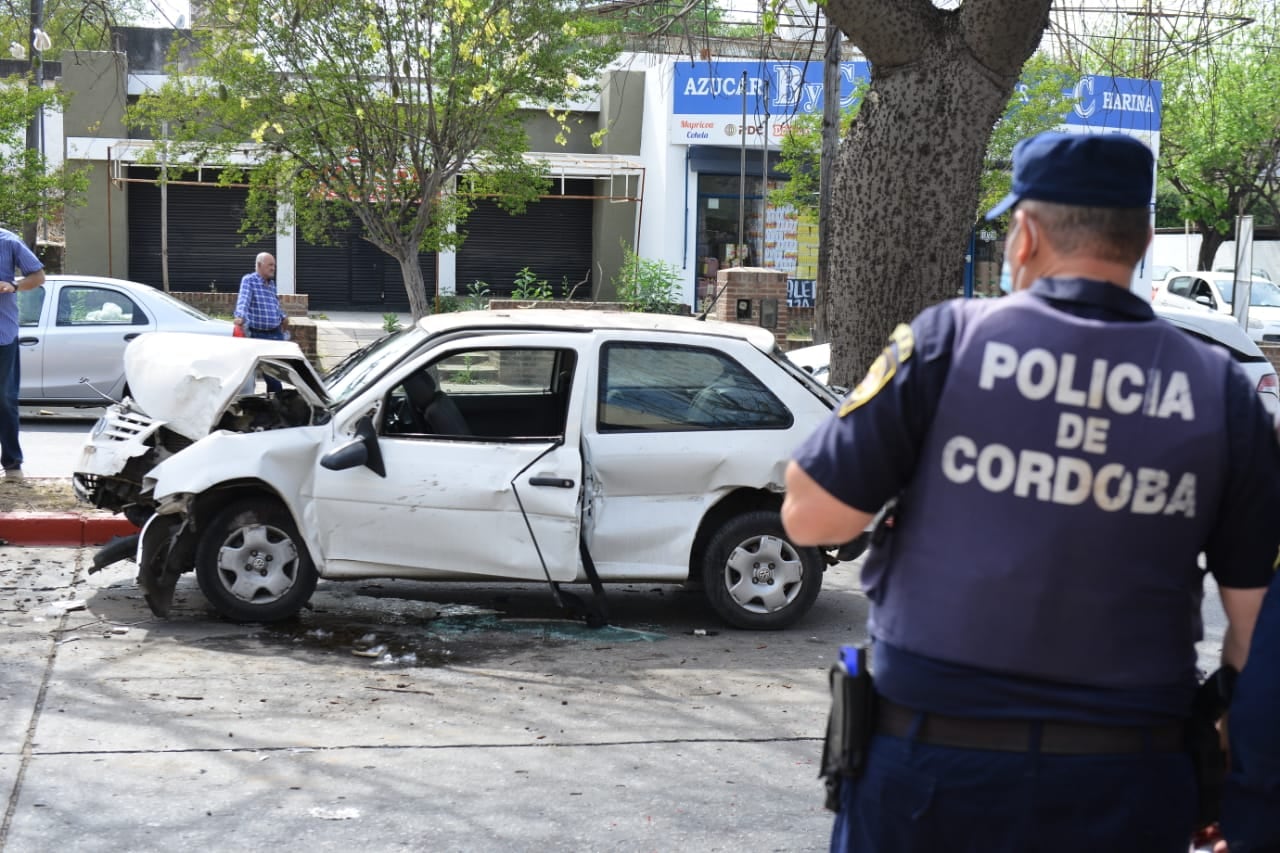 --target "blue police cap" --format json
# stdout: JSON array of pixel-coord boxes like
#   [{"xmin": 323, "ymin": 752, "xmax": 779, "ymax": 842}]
[{"xmin": 985, "ymin": 131, "xmax": 1154, "ymax": 220}]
